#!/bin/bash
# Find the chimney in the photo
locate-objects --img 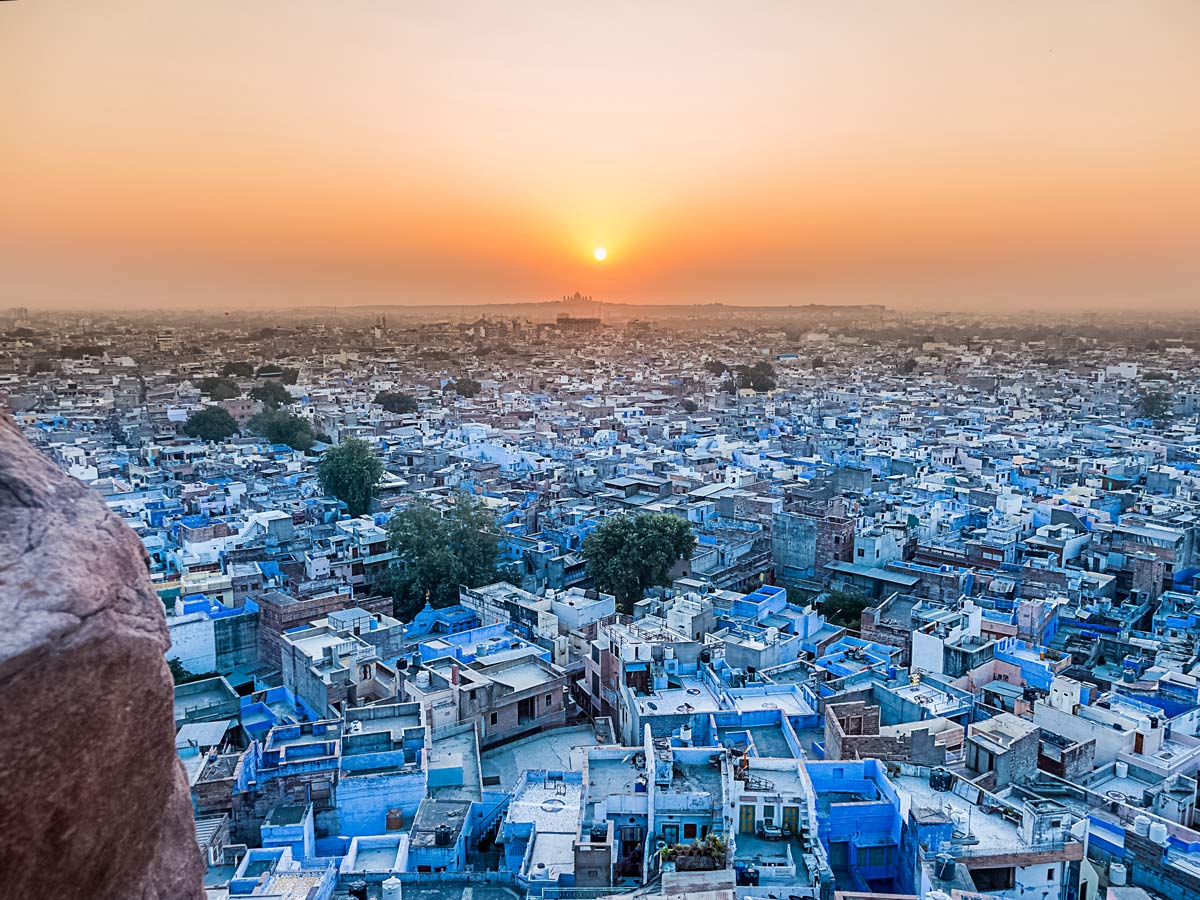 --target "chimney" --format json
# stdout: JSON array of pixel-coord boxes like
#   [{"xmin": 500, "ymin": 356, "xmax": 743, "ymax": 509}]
[{"xmin": 451, "ymin": 663, "xmax": 460, "ymax": 686}]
